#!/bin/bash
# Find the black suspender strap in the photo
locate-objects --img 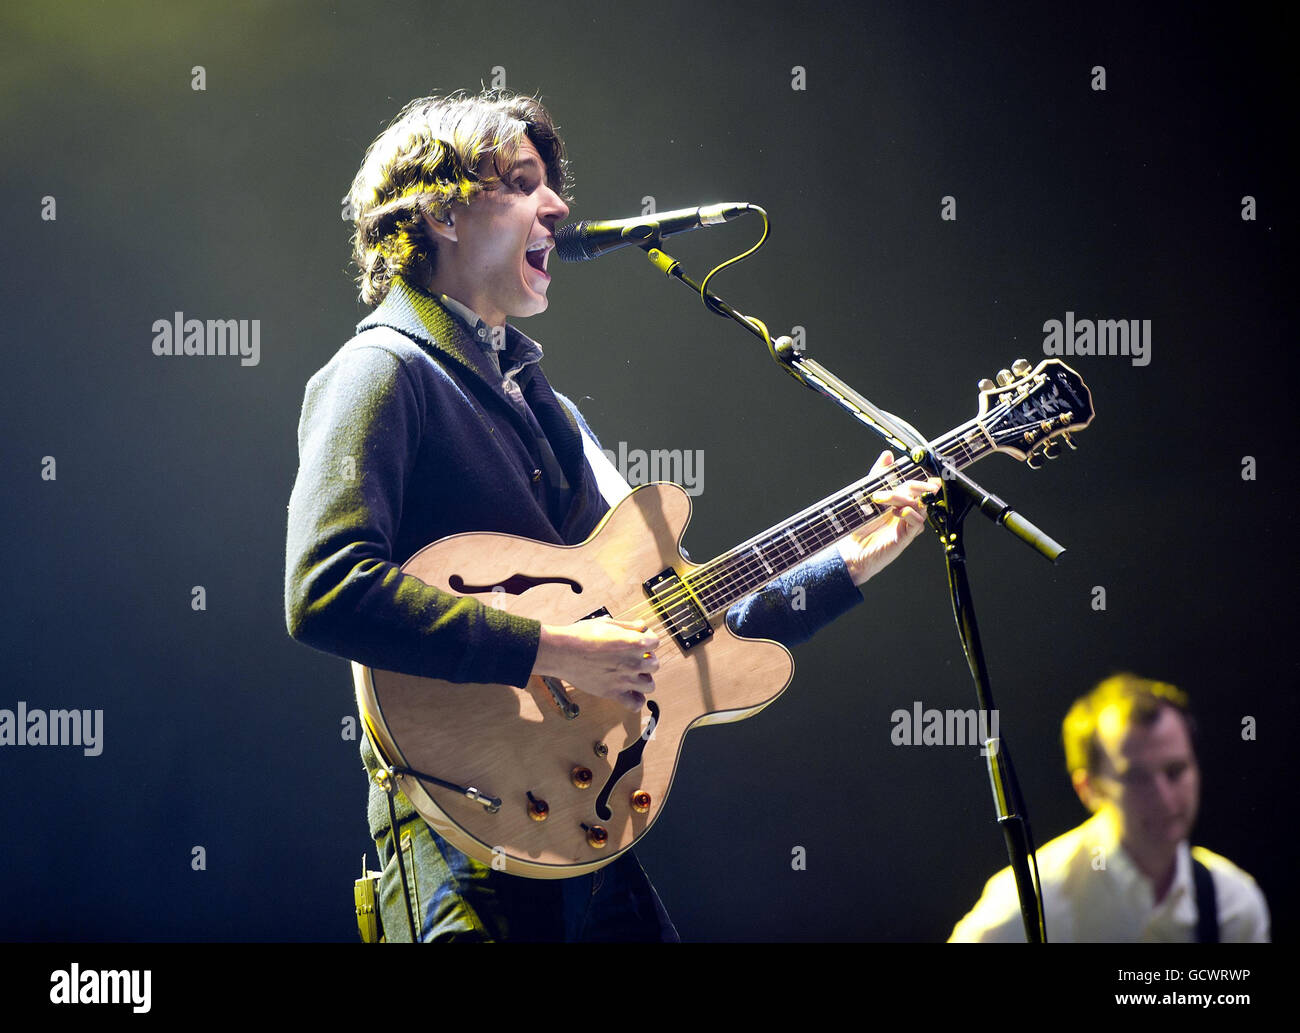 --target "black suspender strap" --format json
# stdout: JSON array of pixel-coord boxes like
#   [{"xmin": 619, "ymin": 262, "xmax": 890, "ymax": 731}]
[{"xmin": 1192, "ymin": 857, "xmax": 1220, "ymax": 943}]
